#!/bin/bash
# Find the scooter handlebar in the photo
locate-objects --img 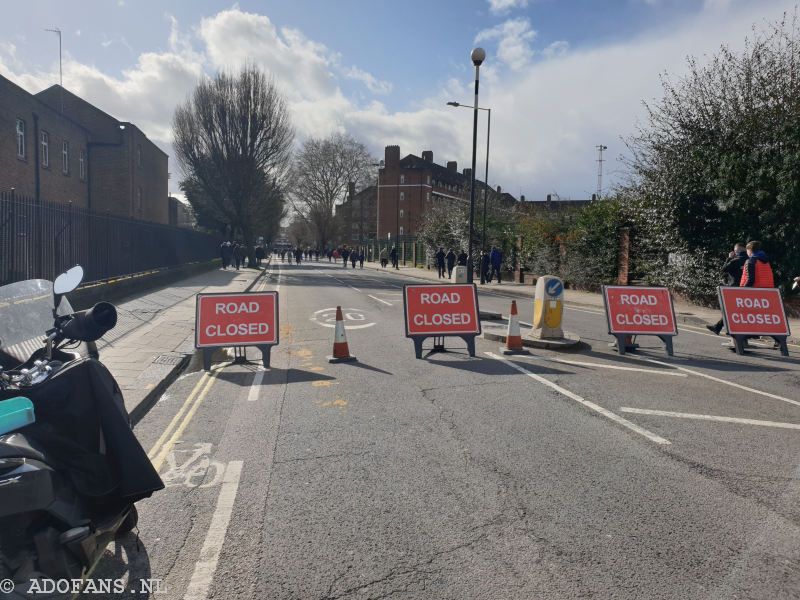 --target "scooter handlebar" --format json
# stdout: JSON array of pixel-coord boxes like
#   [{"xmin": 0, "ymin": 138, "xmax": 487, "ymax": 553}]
[{"xmin": 60, "ymin": 302, "xmax": 118, "ymax": 342}]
